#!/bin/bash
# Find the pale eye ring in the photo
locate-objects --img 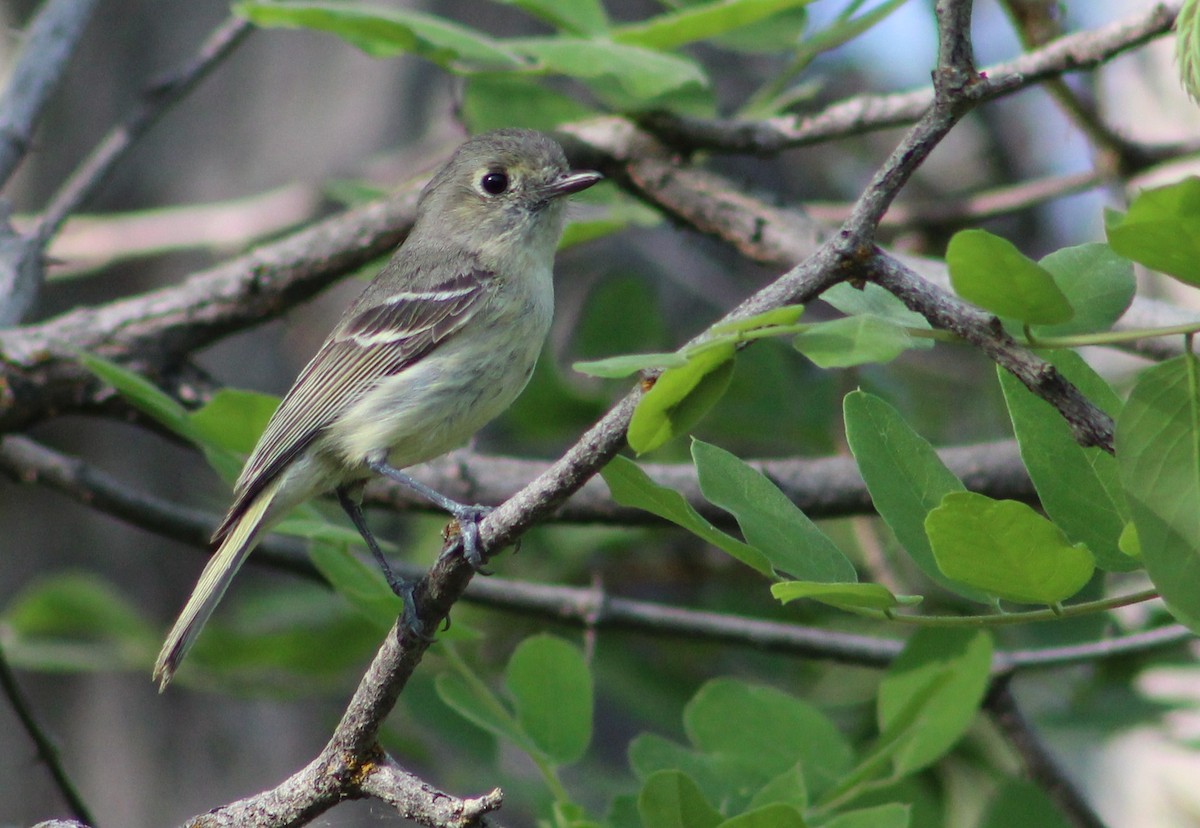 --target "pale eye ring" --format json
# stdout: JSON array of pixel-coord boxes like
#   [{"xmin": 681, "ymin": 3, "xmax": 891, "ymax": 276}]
[{"xmin": 480, "ymin": 171, "xmax": 509, "ymax": 195}]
